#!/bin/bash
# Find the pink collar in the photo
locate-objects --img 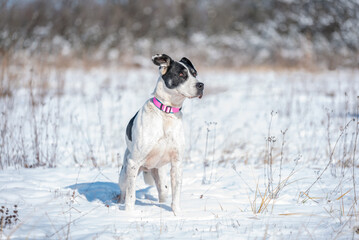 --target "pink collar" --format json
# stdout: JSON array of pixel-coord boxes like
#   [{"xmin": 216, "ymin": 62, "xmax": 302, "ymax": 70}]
[{"xmin": 152, "ymin": 97, "xmax": 182, "ymax": 114}]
